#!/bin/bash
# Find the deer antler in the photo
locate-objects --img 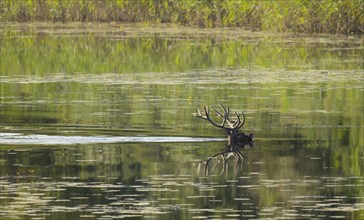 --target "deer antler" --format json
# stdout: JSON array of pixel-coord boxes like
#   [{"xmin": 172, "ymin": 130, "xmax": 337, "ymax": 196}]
[
  {"xmin": 236, "ymin": 111, "xmax": 245, "ymax": 131},
  {"xmin": 194, "ymin": 104, "xmax": 246, "ymax": 131},
  {"xmin": 194, "ymin": 106, "xmax": 227, "ymax": 129},
  {"xmin": 218, "ymin": 104, "xmax": 246, "ymax": 131}
]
